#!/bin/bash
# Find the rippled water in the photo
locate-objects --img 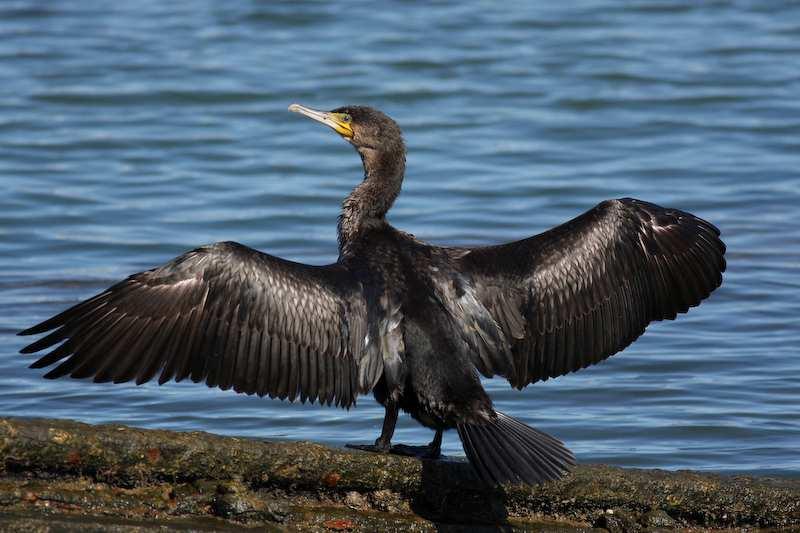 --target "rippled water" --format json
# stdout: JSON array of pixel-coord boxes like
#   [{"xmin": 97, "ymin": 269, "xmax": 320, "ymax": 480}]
[{"xmin": 1, "ymin": 1, "xmax": 798, "ymax": 476}]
